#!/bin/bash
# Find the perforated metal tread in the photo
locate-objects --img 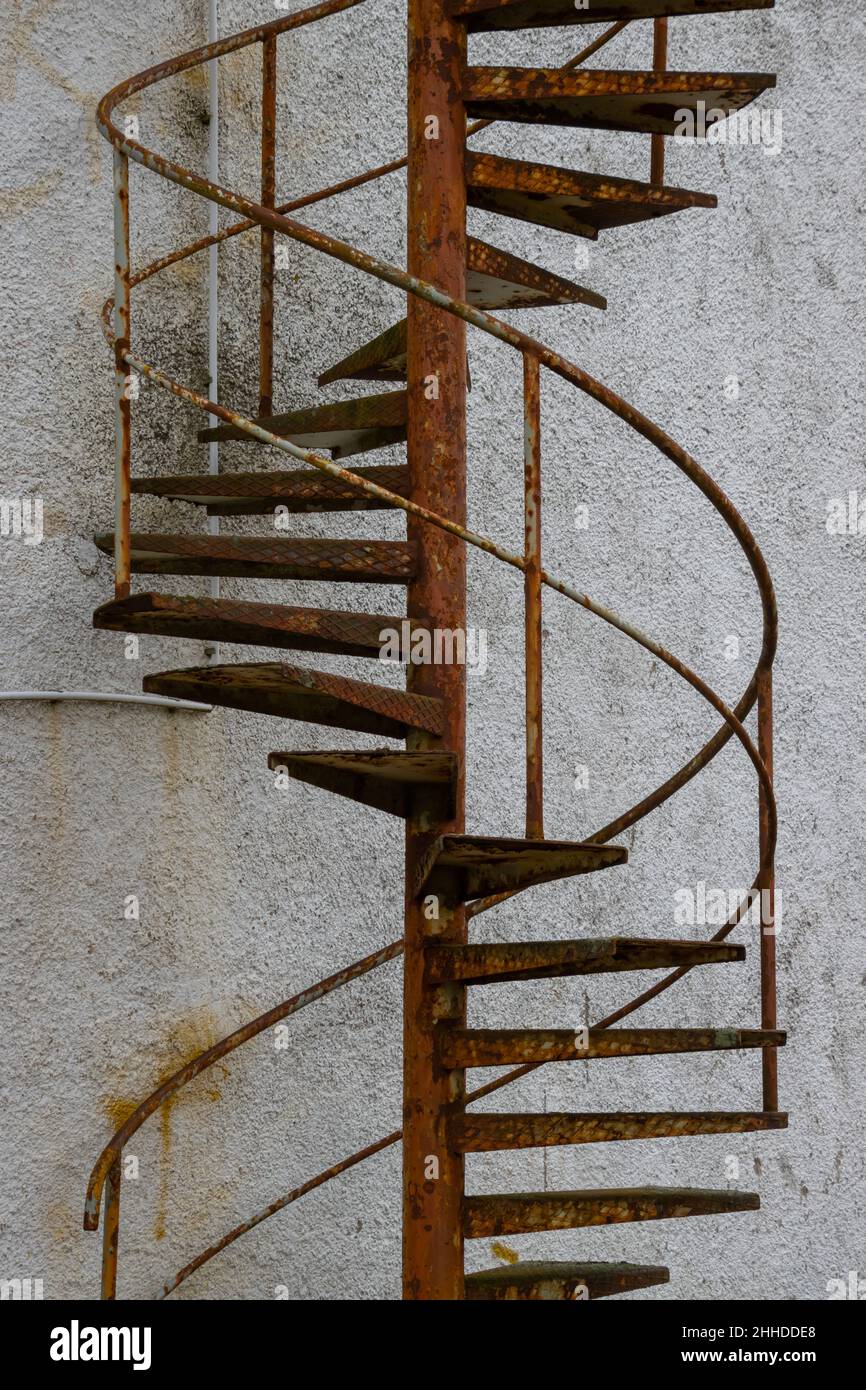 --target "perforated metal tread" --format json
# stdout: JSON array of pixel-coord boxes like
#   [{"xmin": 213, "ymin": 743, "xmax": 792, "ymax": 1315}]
[
  {"xmin": 143, "ymin": 663, "xmax": 445, "ymax": 737},
  {"xmin": 93, "ymin": 593, "xmax": 402, "ymax": 657},
  {"xmin": 463, "ymin": 67, "xmax": 776, "ymax": 136},
  {"xmin": 452, "ymin": 0, "xmax": 774, "ymax": 34},
  {"xmin": 130, "ymin": 463, "xmax": 410, "ymax": 514},
  {"xmin": 467, "ymin": 150, "xmax": 716, "ymax": 239},
  {"xmin": 94, "ymin": 533, "xmax": 415, "ymax": 583}
]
